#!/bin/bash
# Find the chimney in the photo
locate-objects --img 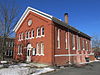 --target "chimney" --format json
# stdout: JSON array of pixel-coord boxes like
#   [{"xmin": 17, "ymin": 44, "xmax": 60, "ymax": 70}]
[{"xmin": 64, "ymin": 13, "xmax": 68, "ymax": 24}]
